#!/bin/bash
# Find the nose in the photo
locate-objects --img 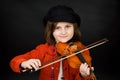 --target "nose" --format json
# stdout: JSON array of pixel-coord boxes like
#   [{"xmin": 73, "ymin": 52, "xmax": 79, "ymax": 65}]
[{"xmin": 61, "ymin": 28, "xmax": 67, "ymax": 34}]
